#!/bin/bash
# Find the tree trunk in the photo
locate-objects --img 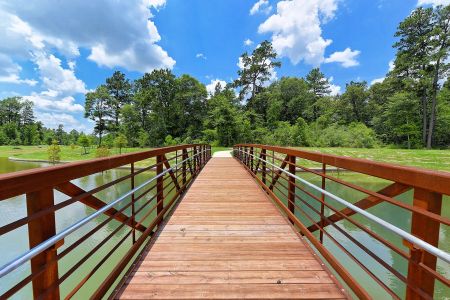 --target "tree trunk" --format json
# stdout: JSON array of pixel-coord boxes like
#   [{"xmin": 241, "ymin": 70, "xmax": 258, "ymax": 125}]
[
  {"xmin": 427, "ymin": 60, "xmax": 441, "ymax": 149},
  {"xmin": 422, "ymin": 92, "xmax": 428, "ymax": 146}
]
